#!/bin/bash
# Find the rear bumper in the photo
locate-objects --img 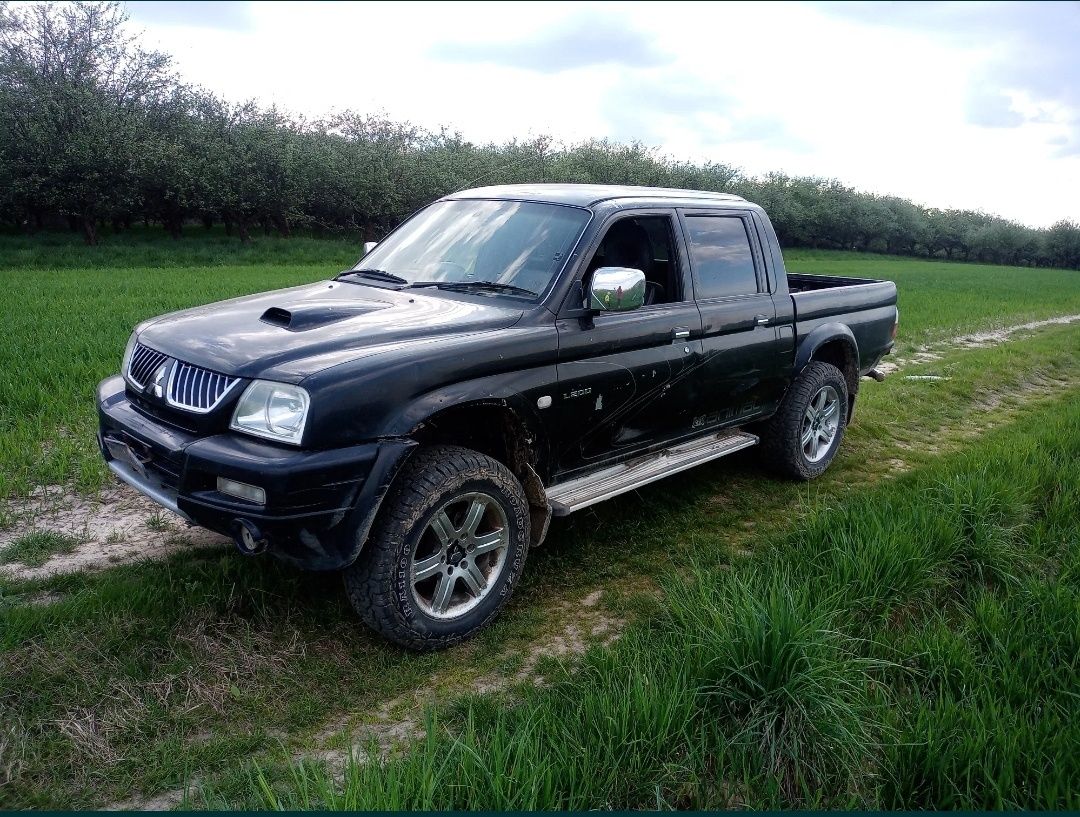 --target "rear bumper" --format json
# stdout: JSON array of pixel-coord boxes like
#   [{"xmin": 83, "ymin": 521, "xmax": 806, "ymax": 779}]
[{"xmin": 97, "ymin": 375, "xmax": 415, "ymax": 569}]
